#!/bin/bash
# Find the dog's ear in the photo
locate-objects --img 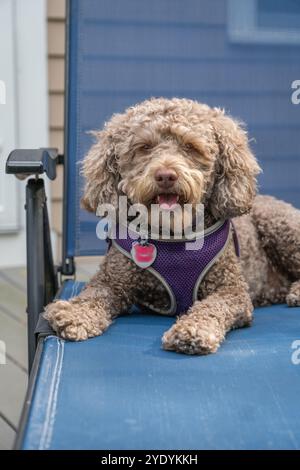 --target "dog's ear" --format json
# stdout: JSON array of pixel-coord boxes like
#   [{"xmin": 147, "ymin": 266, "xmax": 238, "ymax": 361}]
[
  {"xmin": 81, "ymin": 127, "xmax": 120, "ymax": 213},
  {"xmin": 210, "ymin": 109, "xmax": 261, "ymax": 219}
]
